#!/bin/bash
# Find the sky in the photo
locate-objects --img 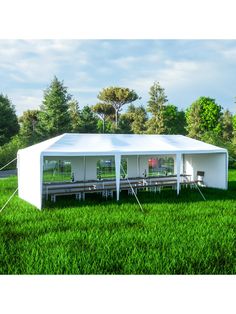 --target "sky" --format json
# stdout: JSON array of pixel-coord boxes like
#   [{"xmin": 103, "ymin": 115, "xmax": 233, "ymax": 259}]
[{"xmin": 1, "ymin": 39, "xmax": 236, "ymax": 116}]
